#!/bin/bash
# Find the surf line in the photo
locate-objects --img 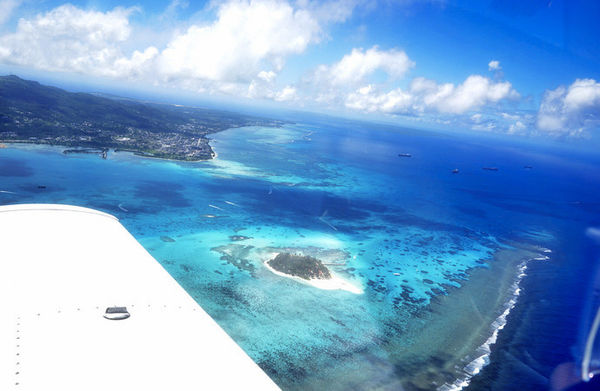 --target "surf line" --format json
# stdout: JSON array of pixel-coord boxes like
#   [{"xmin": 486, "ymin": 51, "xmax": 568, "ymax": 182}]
[
  {"xmin": 0, "ymin": 190, "xmax": 16, "ymax": 194},
  {"xmin": 118, "ymin": 203, "xmax": 128, "ymax": 212},
  {"xmin": 224, "ymin": 201, "xmax": 240, "ymax": 207},
  {"xmin": 439, "ymin": 249, "xmax": 552, "ymax": 391},
  {"xmin": 209, "ymin": 204, "xmax": 225, "ymax": 211}
]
